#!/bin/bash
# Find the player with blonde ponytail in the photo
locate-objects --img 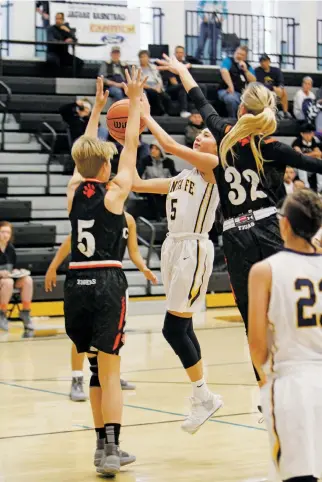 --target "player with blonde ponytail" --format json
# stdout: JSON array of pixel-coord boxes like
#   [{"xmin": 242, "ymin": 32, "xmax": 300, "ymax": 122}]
[{"xmin": 158, "ymin": 55, "xmax": 322, "ymax": 394}]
